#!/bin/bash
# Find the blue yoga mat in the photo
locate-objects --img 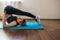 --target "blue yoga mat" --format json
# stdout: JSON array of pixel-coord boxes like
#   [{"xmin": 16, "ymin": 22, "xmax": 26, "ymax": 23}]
[{"xmin": 0, "ymin": 22, "xmax": 44, "ymax": 30}]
